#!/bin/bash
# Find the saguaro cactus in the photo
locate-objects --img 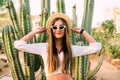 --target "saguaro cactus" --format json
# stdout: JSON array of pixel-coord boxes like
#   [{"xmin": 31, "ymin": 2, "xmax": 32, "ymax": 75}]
[
  {"xmin": 2, "ymin": 0, "xmax": 103, "ymax": 80},
  {"xmin": 2, "ymin": 25, "xmax": 25, "ymax": 80},
  {"xmin": 72, "ymin": 0, "xmax": 103, "ymax": 80},
  {"xmin": 2, "ymin": 0, "xmax": 50, "ymax": 80}
]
